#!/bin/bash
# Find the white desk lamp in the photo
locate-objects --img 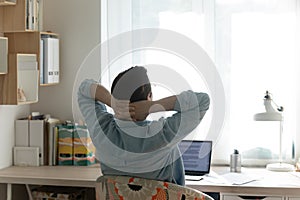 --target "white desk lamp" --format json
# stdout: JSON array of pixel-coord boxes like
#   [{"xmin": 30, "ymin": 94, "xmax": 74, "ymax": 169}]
[{"xmin": 254, "ymin": 91, "xmax": 294, "ymax": 172}]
